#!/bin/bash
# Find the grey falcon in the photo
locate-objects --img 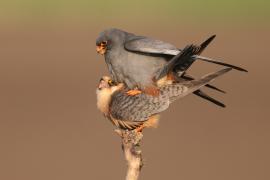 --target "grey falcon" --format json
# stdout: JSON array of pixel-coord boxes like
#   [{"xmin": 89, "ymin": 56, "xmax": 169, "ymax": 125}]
[
  {"xmin": 97, "ymin": 31, "xmax": 238, "ymax": 107},
  {"xmin": 96, "ymin": 28, "xmax": 247, "ymax": 96},
  {"xmin": 96, "ymin": 67, "xmax": 232, "ymax": 131}
]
